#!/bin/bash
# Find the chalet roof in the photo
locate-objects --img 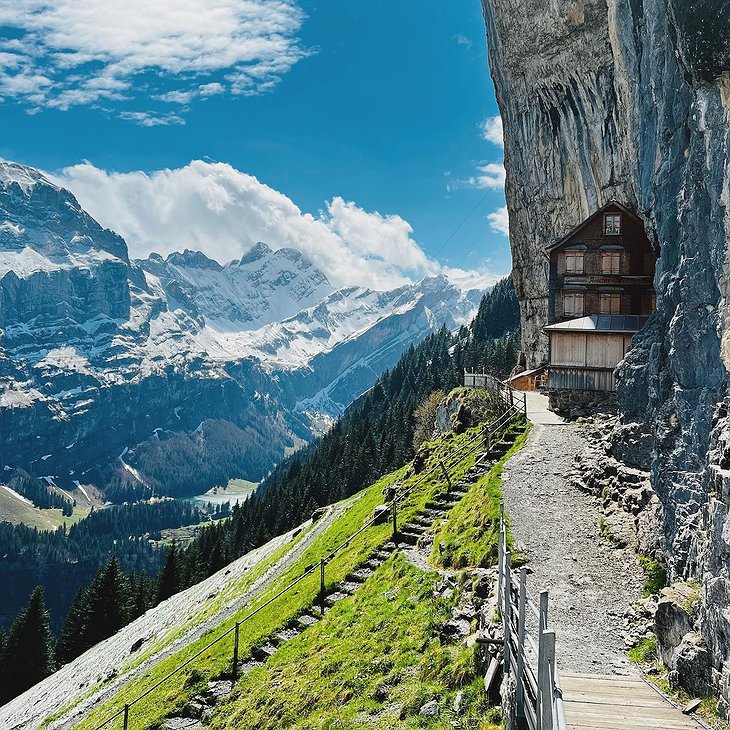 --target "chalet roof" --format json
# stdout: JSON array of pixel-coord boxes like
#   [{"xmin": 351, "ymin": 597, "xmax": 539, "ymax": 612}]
[
  {"xmin": 544, "ymin": 314, "xmax": 650, "ymax": 334},
  {"xmin": 507, "ymin": 365, "xmax": 547, "ymax": 383},
  {"xmin": 545, "ymin": 201, "xmax": 637, "ymax": 253}
]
